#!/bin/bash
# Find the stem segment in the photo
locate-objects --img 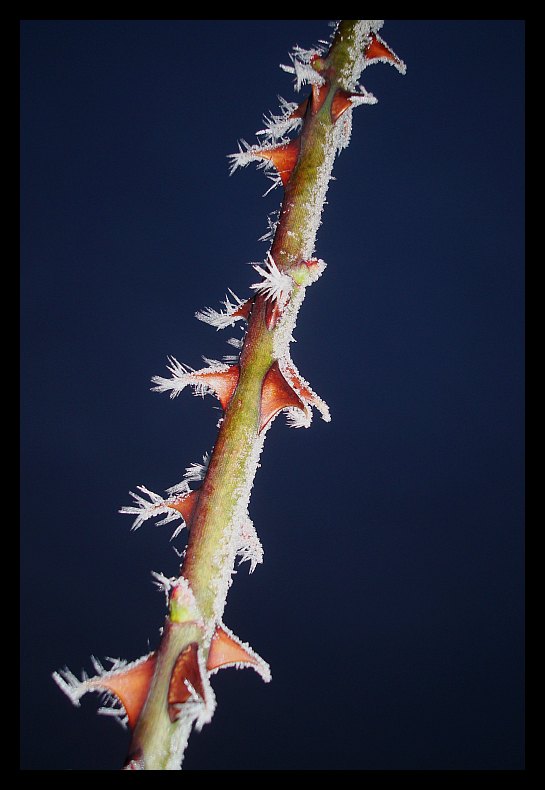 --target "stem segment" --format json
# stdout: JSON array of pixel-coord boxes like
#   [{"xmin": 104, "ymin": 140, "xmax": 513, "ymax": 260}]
[{"xmin": 119, "ymin": 19, "xmax": 400, "ymax": 769}]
